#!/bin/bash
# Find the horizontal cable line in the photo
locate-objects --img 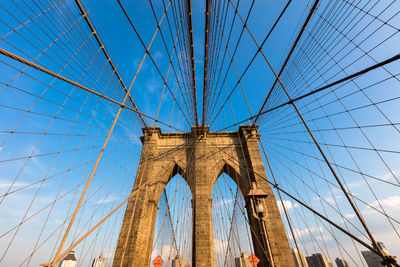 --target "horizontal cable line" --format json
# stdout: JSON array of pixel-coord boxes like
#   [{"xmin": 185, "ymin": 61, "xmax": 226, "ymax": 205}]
[
  {"xmin": 1, "ymin": 148, "xmax": 130, "ymax": 242},
  {"xmin": 1, "ymin": 143, "xmax": 134, "ymax": 240},
  {"xmin": 0, "ymin": 80, "xmax": 115, "ymax": 121},
  {"xmin": 117, "ymin": 0, "xmax": 193, "ymax": 126},
  {"xmin": 259, "ymin": 1, "xmax": 399, "ymax": 120},
  {"xmin": 68, "ymin": 149, "xmax": 136, "ymax": 240},
  {"xmin": 267, "ymin": 146, "xmax": 370, "ymax": 240},
  {"xmin": 253, "ymin": 0, "xmax": 319, "ymax": 125},
  {"xmin": 0, "ymin": 143, "xmax": 103, "ymax": 163},
  {"xmin": 266, "ymin": 138, "xmax": 400, "ymax": 188},
  {"xmin": 269, "ymin": 94, "xmax": 400, "ymax": 133},
  {"xmin": 250, "ymin": 167, "xmax": 380, "ymax": 257},
  {"xmin": 0, "ymin": 0, "xmax": 67, "ymax": 40},
  {"xmin": 206, "ymin": 137, "xmax": 384, "ymax": 259},
  {"xmin": 268, "ymin": 135, "xmax": 400, "ymax": 154},
  {"xmin": 265, "ymin": 141, "xmax": 400, "ymax": 225},
  {"xmin": 0, "ymin": 43, "xmax": 123, "ymax": 115},
  {"xmin": 260, "ymin": 70, "xmax": 400, "ymax": 131},
  {"xmin": 0, "ymin": 130, "xmax": 107, "ymax": 137},
  {"xmin": 0, "ymin": 178, "xmax": 88, "ymax": 240},
  {"xmin": 0, "ymin": 141, "xmax": 133, "ymax": 199},
  {"xmin": 73, "ymin": 0, "xmax": 148, "ymax": 127},
  {"xmin": 218, "ymin": 53, "xmax": 400, "ymax": 131},
  {"xmin": 0, "ymin": 47, "xmax": 184, "ymax": 132},
  {"xmin": 261, "ymin": 122, "xmax": 400, "ymax": 136},
  {"xmin": 0, "ymin": 104, "xmax": 109, "ymax": 130},
  {"xmin": 342, "ymin": 0, "xmax": 399, "ymax": 31},
  {"xmin": 49, "ymin": 168, "xmax": 161, "ymax": 266}
]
